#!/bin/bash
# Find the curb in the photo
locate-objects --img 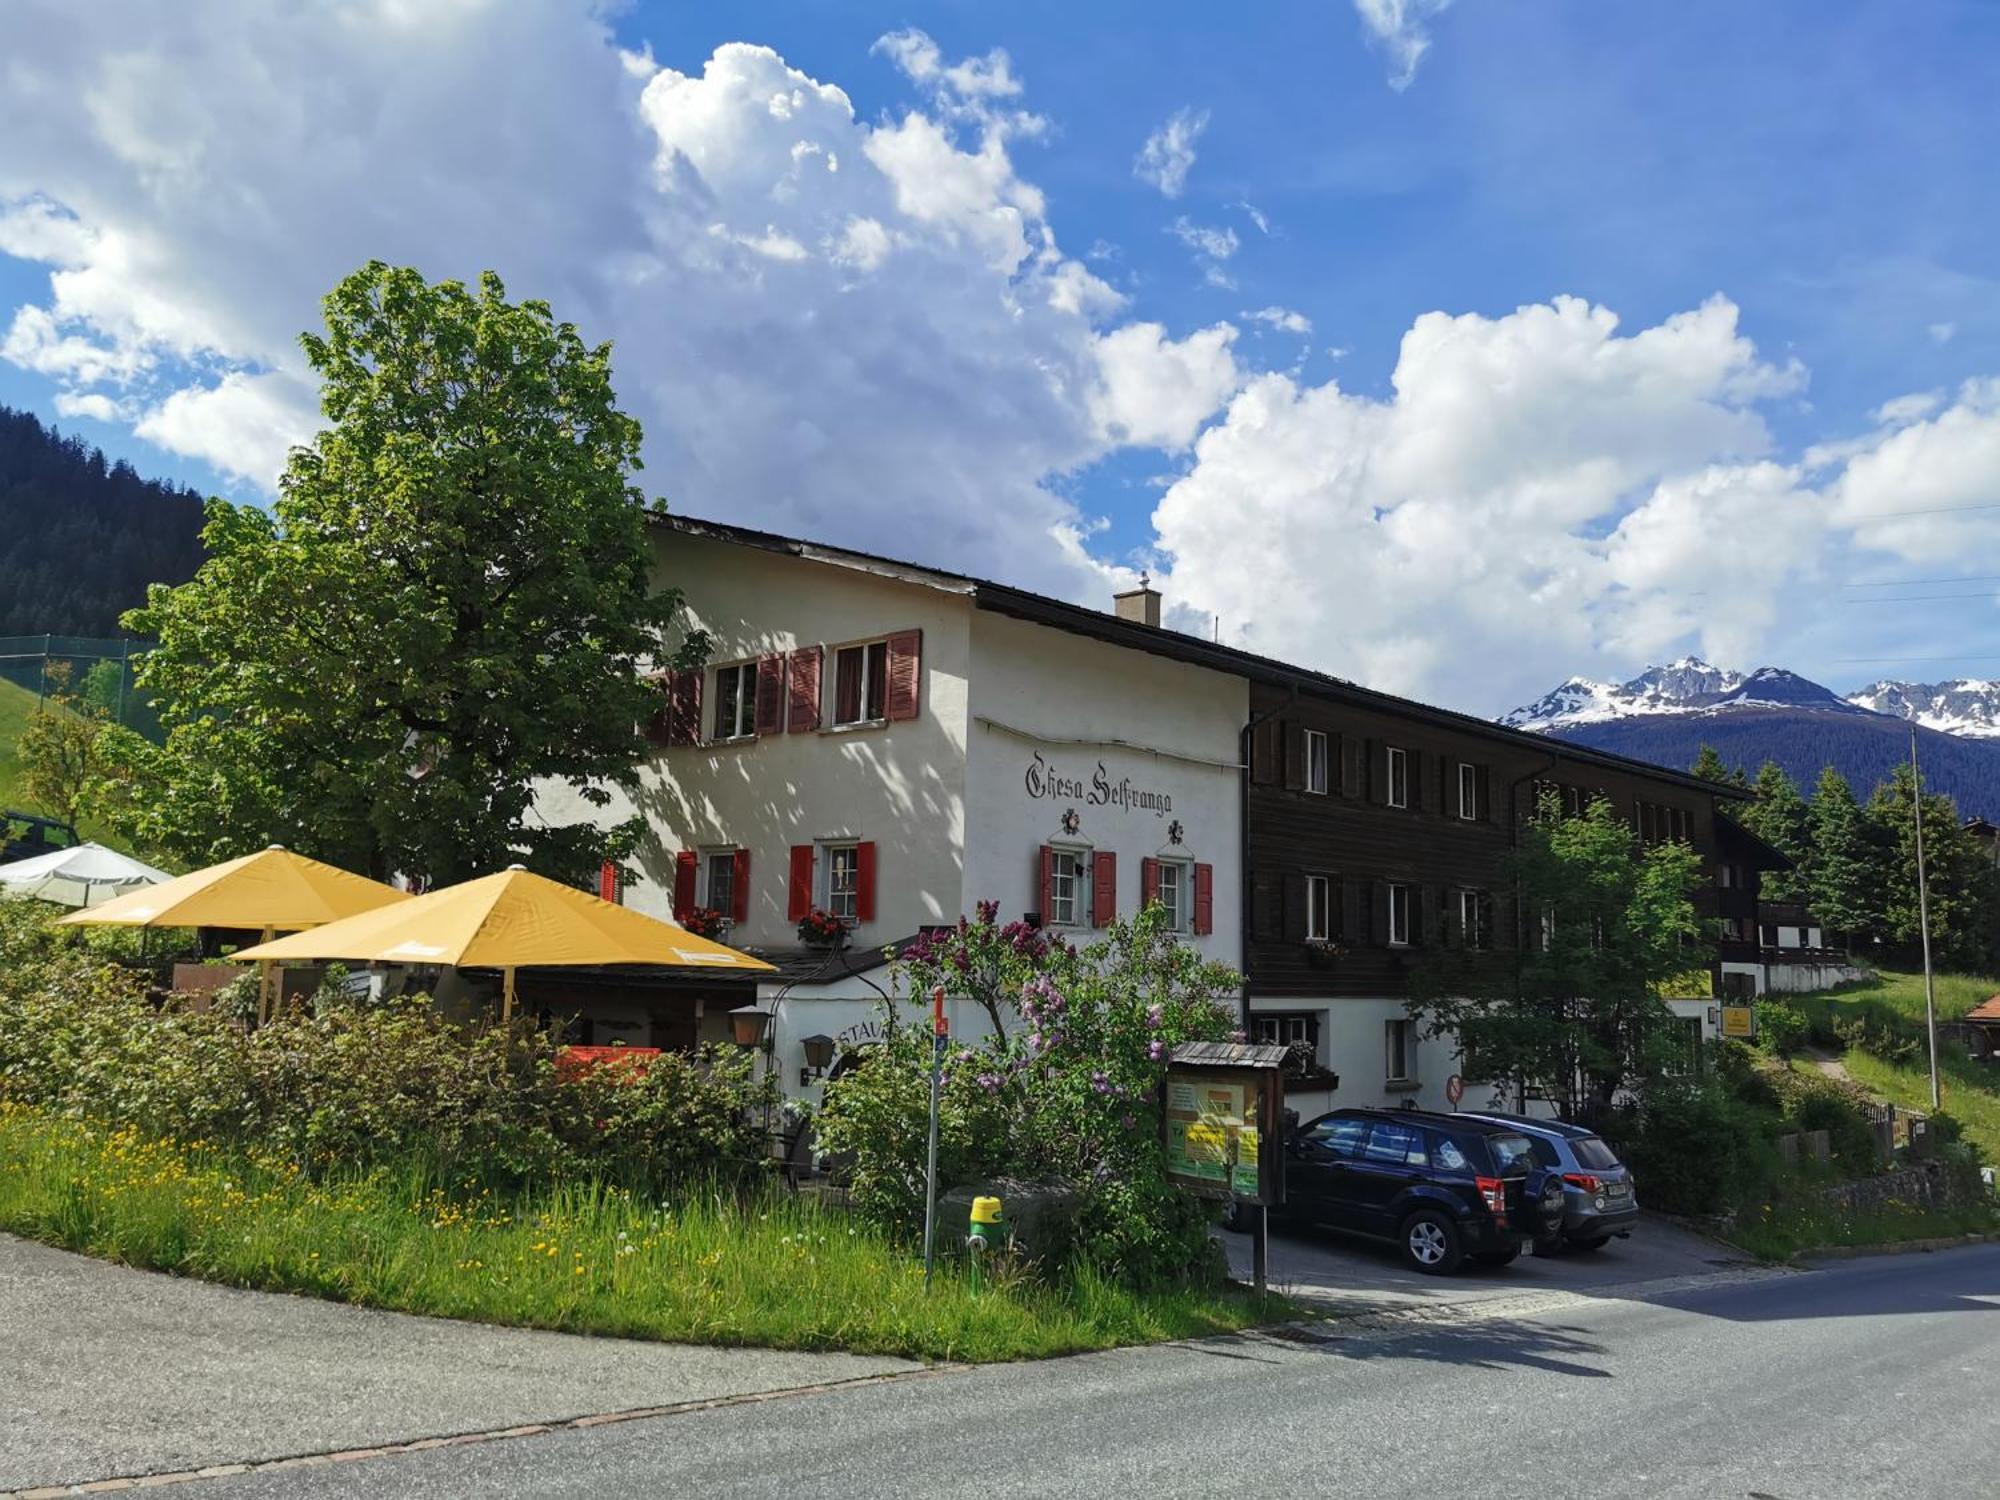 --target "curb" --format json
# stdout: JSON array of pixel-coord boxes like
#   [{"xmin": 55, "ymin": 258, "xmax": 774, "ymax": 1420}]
[{"xmin": 1796, "ymin": 1230, "xmax": 2000, "ymax": 1263}]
